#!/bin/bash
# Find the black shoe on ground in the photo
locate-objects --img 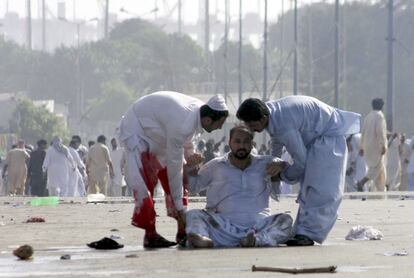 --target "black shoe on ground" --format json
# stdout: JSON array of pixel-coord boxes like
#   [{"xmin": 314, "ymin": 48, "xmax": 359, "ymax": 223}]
[
  {"xmin": 143, "ymin": 234, "xmax": 177, "ymax": 248},
  {"xmin": 87, "ymin": 237, "xmax": 124, "ymax": 249},
  {"xmin": 286, "ymin": 234, "xmax": 315, "ymax": 246}
]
